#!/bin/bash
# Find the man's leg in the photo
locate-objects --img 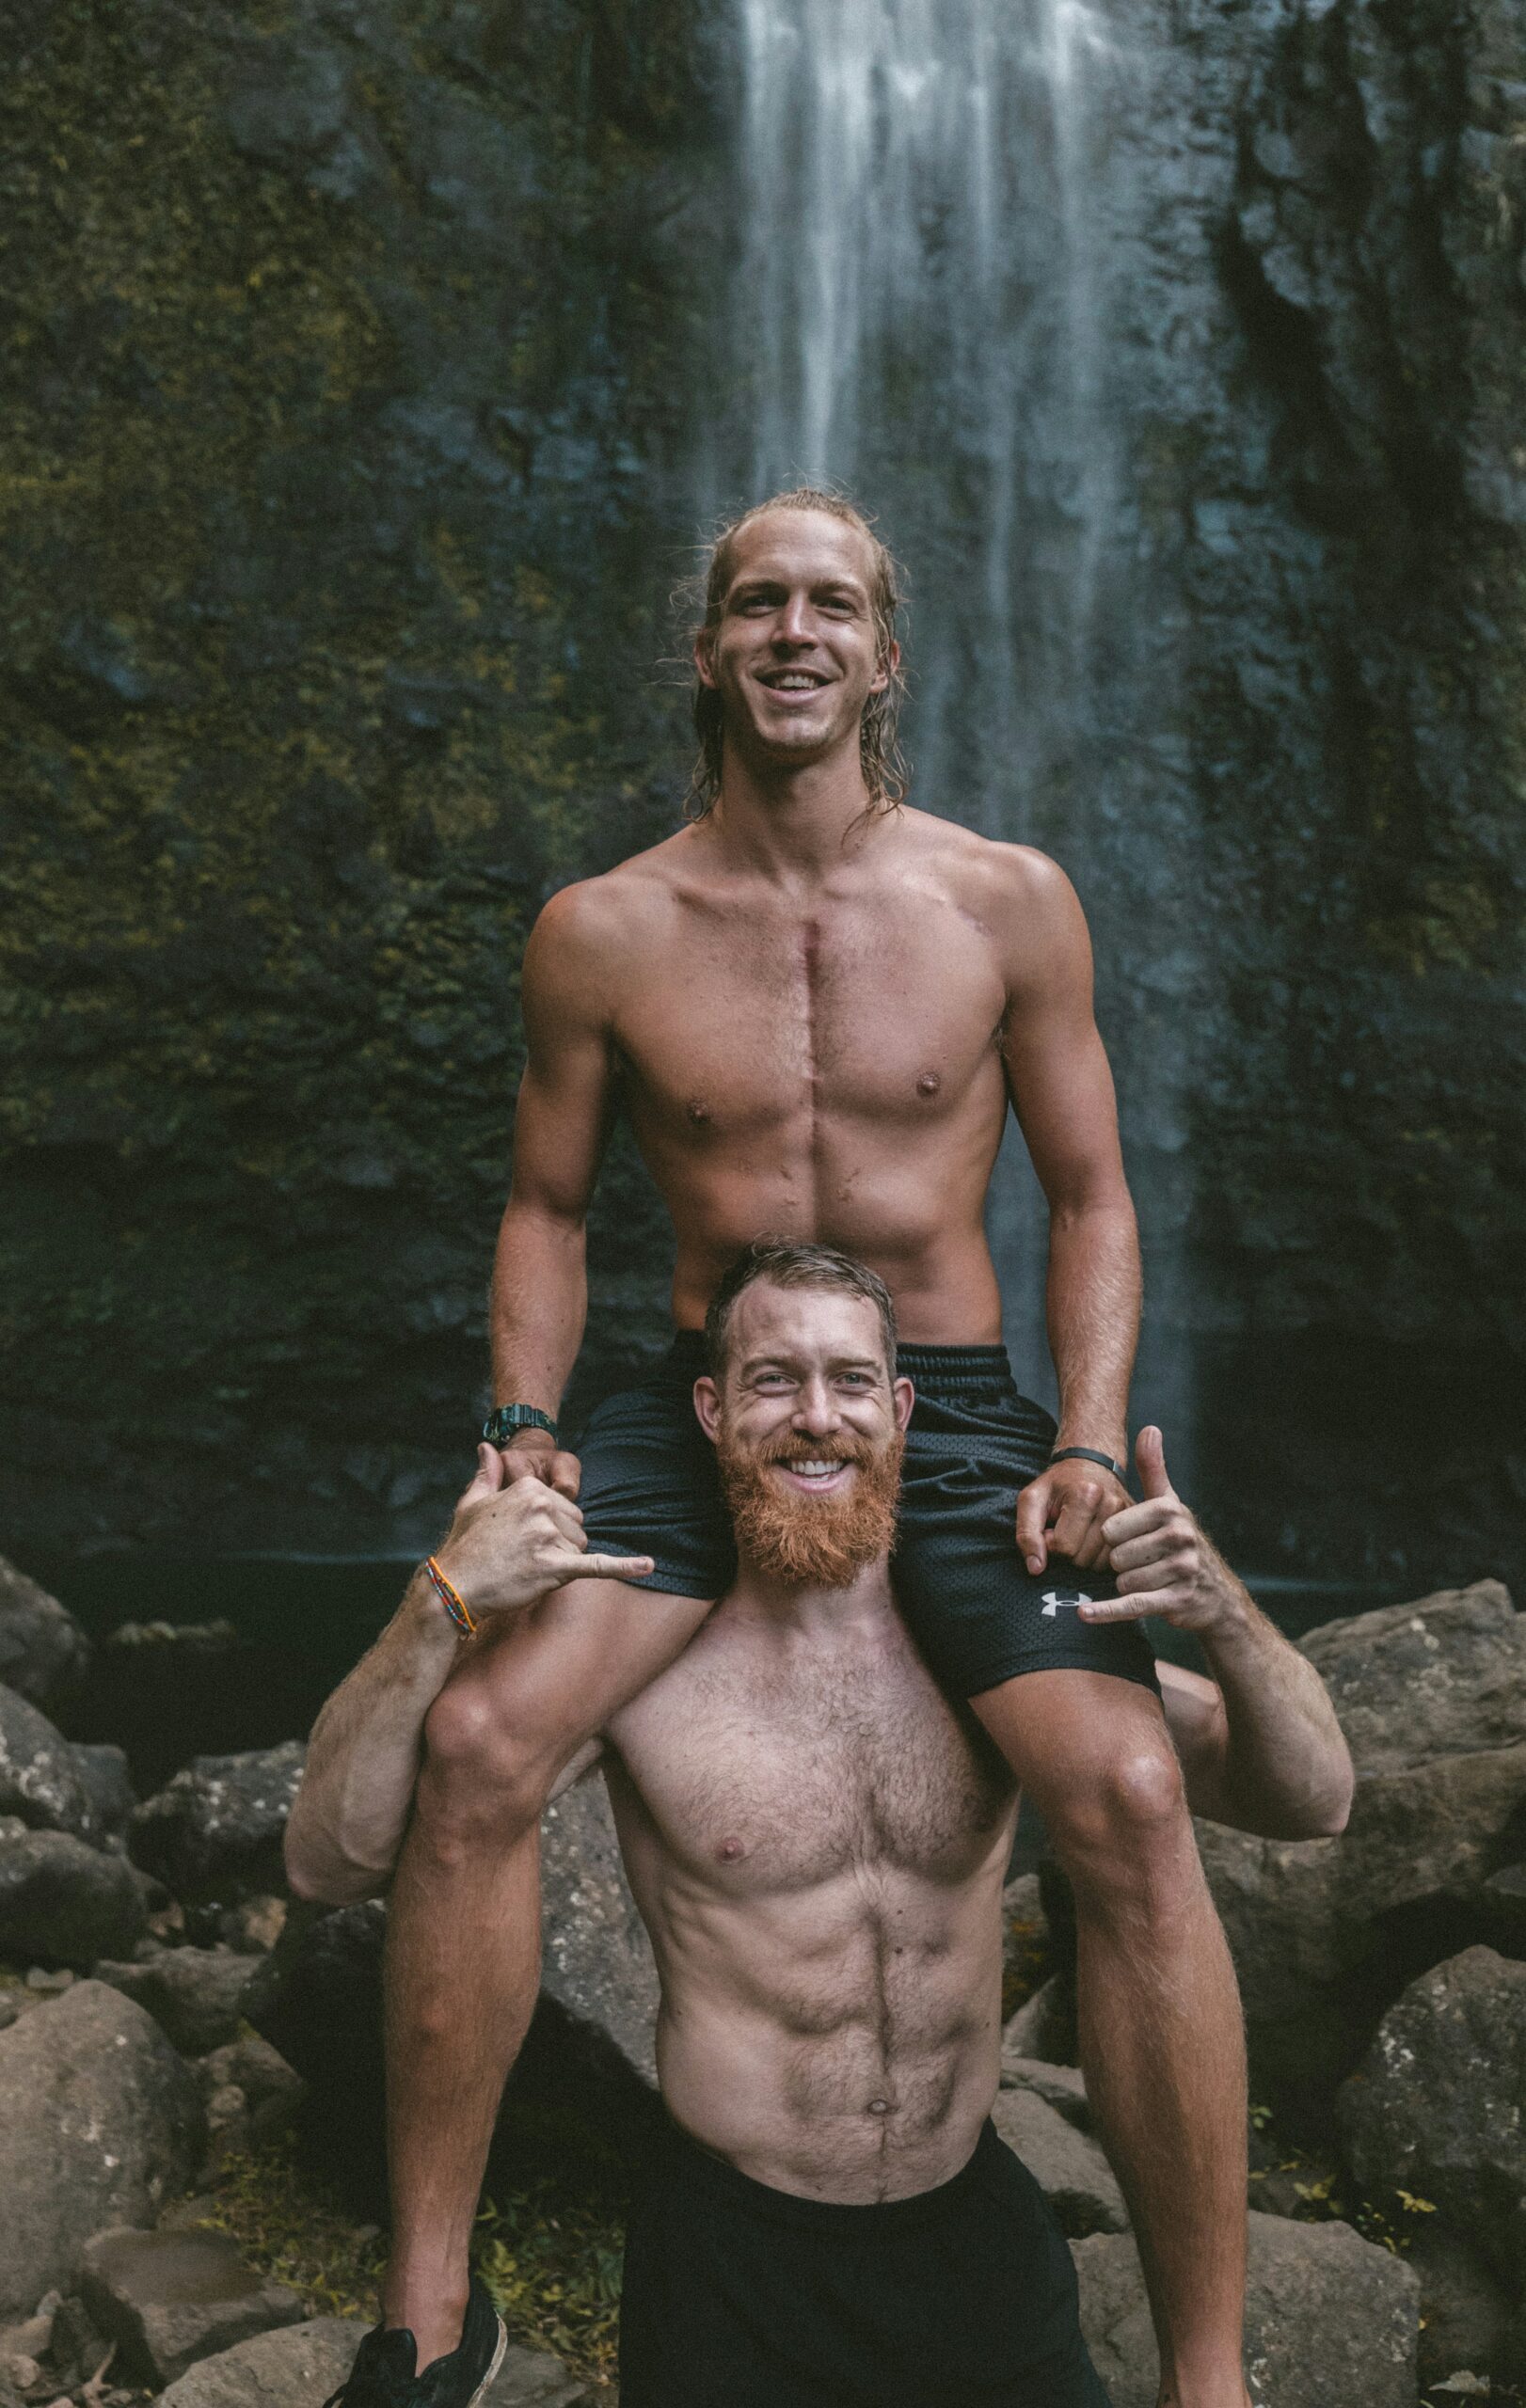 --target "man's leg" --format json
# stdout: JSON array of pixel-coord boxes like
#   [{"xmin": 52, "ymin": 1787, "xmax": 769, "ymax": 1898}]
[
  {"xmin": 380, "ymin": 1578, "xmax": 712, "ymax": 2368},
  {"xmin": 973, "ymin": 1669, "xmax": 1249, "ymax": 2408}
]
